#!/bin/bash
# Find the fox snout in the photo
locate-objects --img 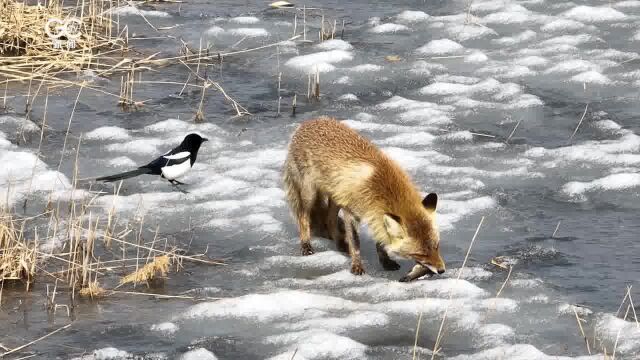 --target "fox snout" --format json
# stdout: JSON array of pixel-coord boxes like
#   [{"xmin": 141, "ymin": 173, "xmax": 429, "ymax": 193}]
[
  {"xmin": 419, "ymin": 261, "xmax": 446, "ymax": 275},
  {"xmin": 414, "ymin": 252, "xmax": 446, "ymax": 275}
]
